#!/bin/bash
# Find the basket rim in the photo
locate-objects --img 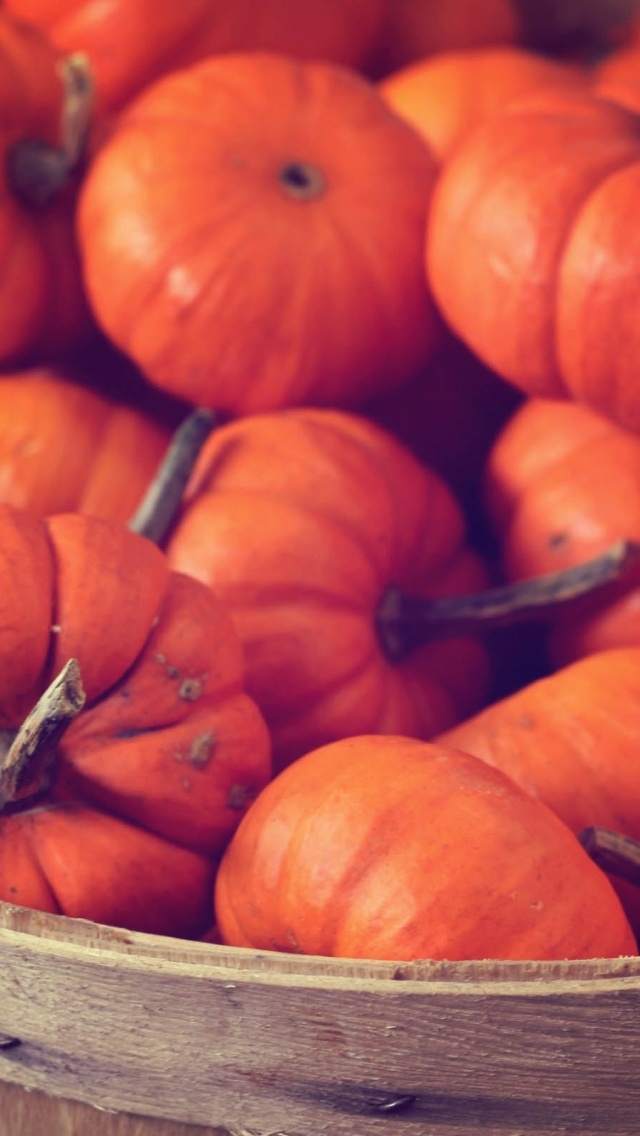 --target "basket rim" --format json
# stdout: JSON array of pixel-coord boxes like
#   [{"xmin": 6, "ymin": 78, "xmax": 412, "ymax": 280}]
[{"xmin": 2, "ymin": 900, "xmax": 639, "ymax": 994}]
